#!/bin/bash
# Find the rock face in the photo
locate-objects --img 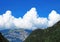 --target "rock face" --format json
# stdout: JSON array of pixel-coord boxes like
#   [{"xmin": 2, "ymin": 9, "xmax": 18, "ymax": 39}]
[
  {"xmin": 24, "ymin": 21, "xmax": 60, "ymax": 42},
  {"xmin": 0, "ymin": 32, "xmax": 9, "ymax": 42}
]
